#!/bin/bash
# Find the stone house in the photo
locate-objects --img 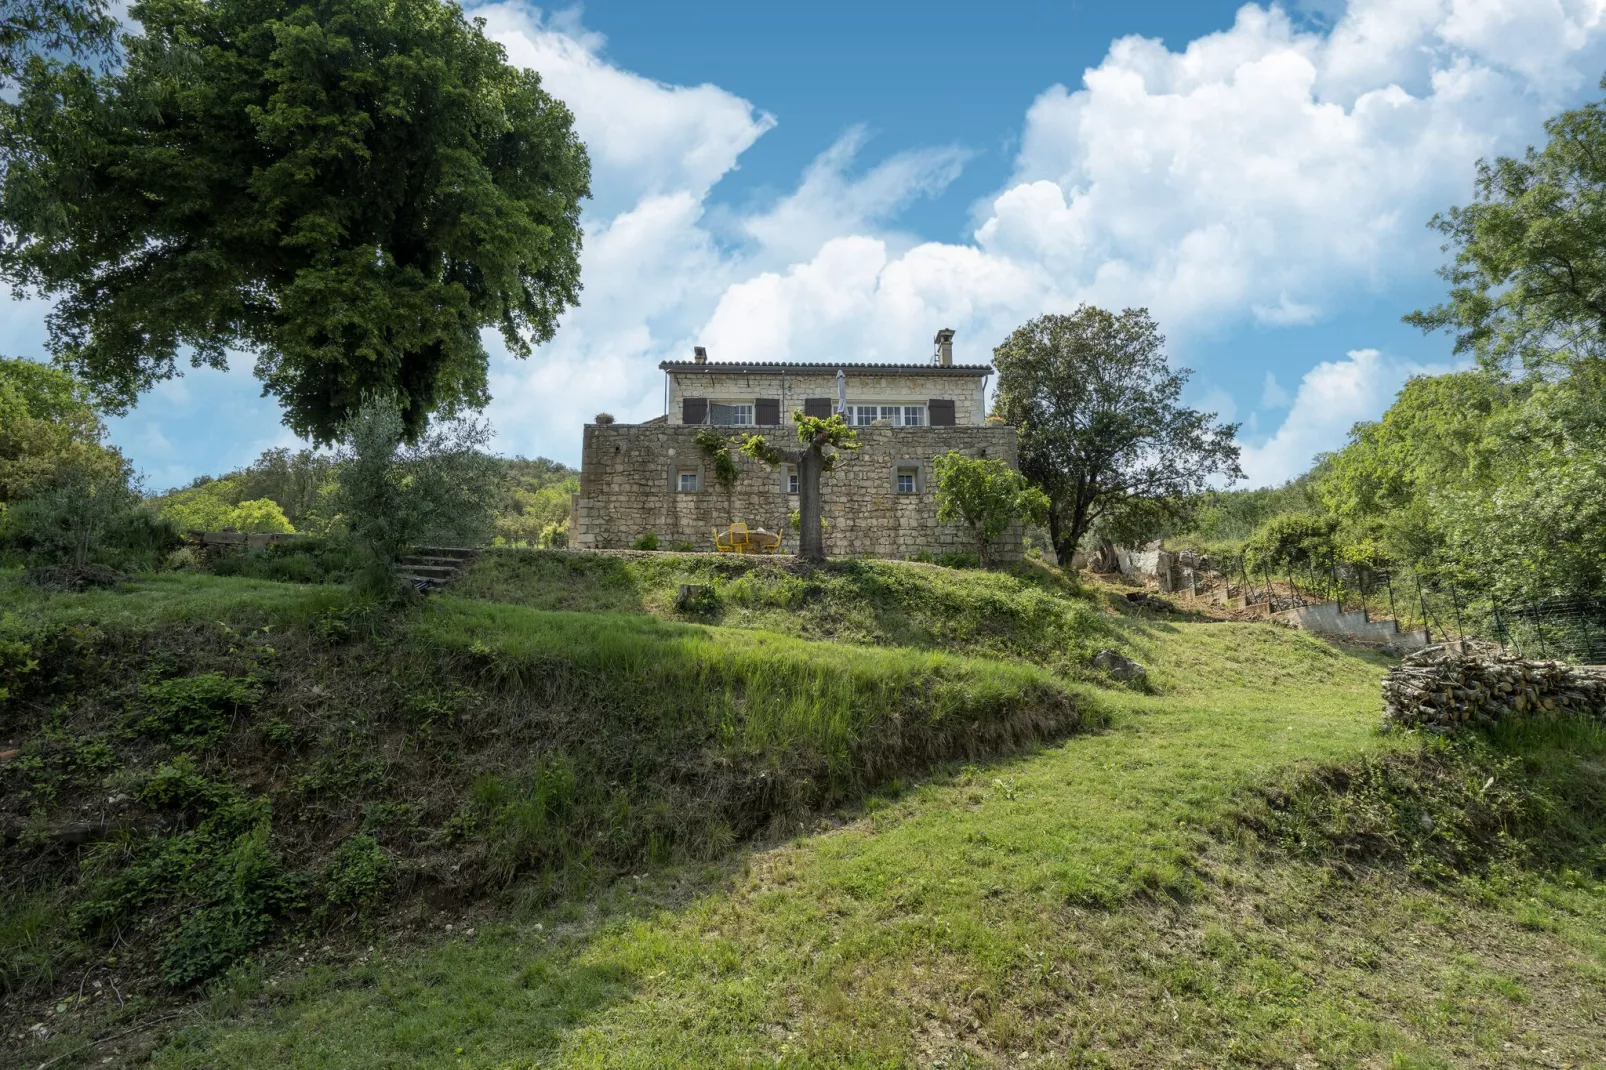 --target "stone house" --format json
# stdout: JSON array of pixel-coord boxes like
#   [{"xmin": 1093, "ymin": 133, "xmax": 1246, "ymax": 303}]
[{"xmin": 572, "ymin": 331, "xmax": 1025, "ymax": 561}]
